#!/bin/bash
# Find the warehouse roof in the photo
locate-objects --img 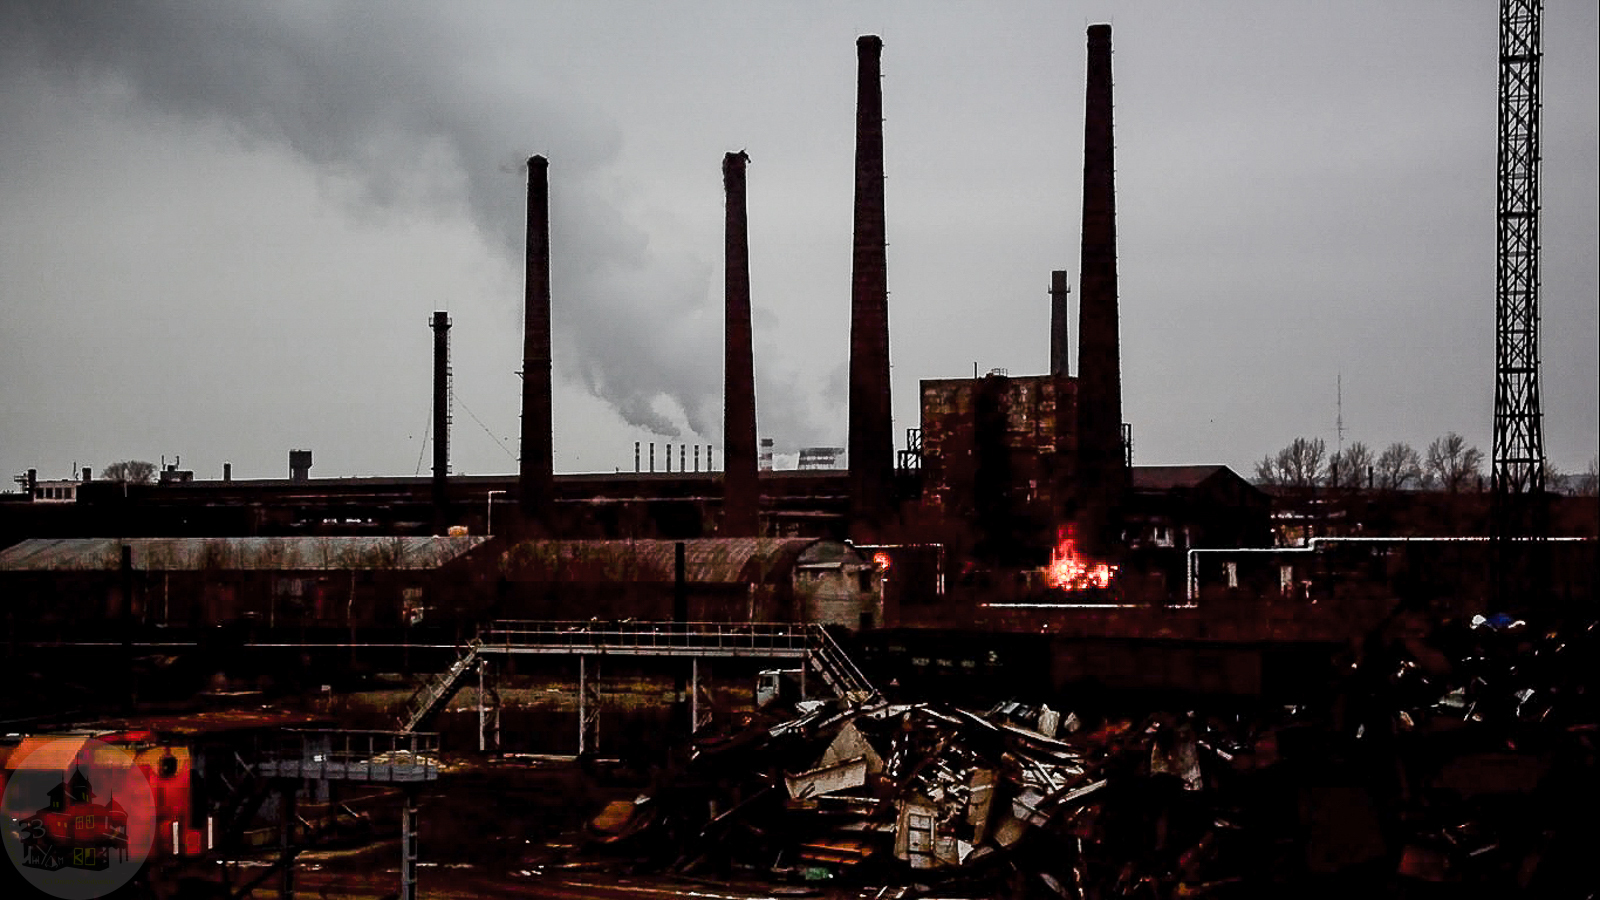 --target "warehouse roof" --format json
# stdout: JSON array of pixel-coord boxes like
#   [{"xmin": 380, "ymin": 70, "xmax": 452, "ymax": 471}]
[
  {"xmin": 1131, "ymin": 465, "xmax": 1254, "ymax": 492},
  {"xmin": 501, "ymin": 538, "xmax": 853, "ymax": 584},
  {"xmin": 0, "ymin": 536, "xmax": 488, "ymax": 572}
]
